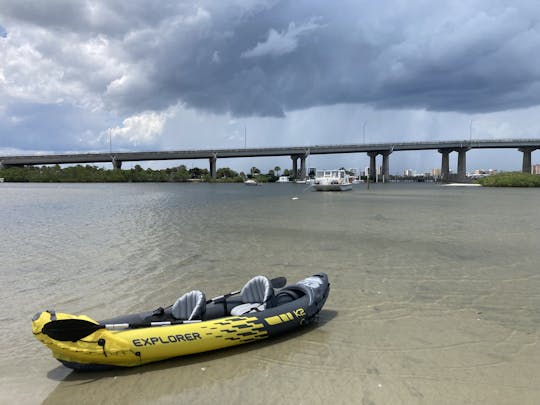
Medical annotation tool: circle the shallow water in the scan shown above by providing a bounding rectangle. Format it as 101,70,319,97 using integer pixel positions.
1,182,539,404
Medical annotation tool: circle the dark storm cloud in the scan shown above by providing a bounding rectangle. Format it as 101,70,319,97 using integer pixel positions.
0,102,115,151
2,0,540,117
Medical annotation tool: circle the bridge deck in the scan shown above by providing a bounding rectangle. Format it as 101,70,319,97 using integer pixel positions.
1,139,539,166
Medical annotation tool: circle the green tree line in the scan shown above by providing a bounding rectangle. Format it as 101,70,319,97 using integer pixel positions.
476,172,540,187
0,164,286,183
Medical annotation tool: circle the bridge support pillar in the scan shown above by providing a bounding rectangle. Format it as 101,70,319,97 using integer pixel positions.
291,155,299,179
457,147,469,182
299,156,307,179
111,156,122,170
381,151,391,183
519,147,536,174
368,152,378,182
209,154,217,179
438,149,451,182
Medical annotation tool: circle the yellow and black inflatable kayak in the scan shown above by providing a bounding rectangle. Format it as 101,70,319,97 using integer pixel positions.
32,273,329,370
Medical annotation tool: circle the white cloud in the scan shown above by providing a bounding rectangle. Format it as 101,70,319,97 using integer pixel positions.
105,110,174,146
0,37,69,103
0,26,125,110
241,18,323,58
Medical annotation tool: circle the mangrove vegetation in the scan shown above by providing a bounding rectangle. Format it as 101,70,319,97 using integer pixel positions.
476,172,540,187
0,164,283,183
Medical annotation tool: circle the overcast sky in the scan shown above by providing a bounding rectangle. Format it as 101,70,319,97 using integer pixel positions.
1,0,540,173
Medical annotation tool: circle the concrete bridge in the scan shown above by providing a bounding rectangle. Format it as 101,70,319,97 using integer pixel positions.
1,138,539,181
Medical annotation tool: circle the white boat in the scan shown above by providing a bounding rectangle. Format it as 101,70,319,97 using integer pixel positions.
312,169,352,191
244,179,259,186
277,176,290,183
443,183,481,187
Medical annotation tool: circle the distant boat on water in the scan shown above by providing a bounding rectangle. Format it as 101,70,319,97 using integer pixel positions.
312,169,352,191
244,179,259,186
443,183,481,187
277,176,290,183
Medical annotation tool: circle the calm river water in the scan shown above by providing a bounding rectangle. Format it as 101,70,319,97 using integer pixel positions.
1,182,539,404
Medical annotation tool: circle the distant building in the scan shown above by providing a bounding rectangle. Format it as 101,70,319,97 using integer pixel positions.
431,168,441,177
363,166,382,178
532,164,540,175
403,169,415,177
364,167,370,177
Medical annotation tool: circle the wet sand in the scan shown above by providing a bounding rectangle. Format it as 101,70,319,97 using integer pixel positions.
1,183,539,404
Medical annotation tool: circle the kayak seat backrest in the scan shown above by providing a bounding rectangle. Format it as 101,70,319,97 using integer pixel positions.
275,286,303,305
230,276,274,316
172,290,206,320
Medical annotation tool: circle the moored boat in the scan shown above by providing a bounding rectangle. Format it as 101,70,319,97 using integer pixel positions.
312,169,352,191
32,273,330,370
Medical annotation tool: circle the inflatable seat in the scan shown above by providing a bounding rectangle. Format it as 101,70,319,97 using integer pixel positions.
172,290,206,320
230,276,274,316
